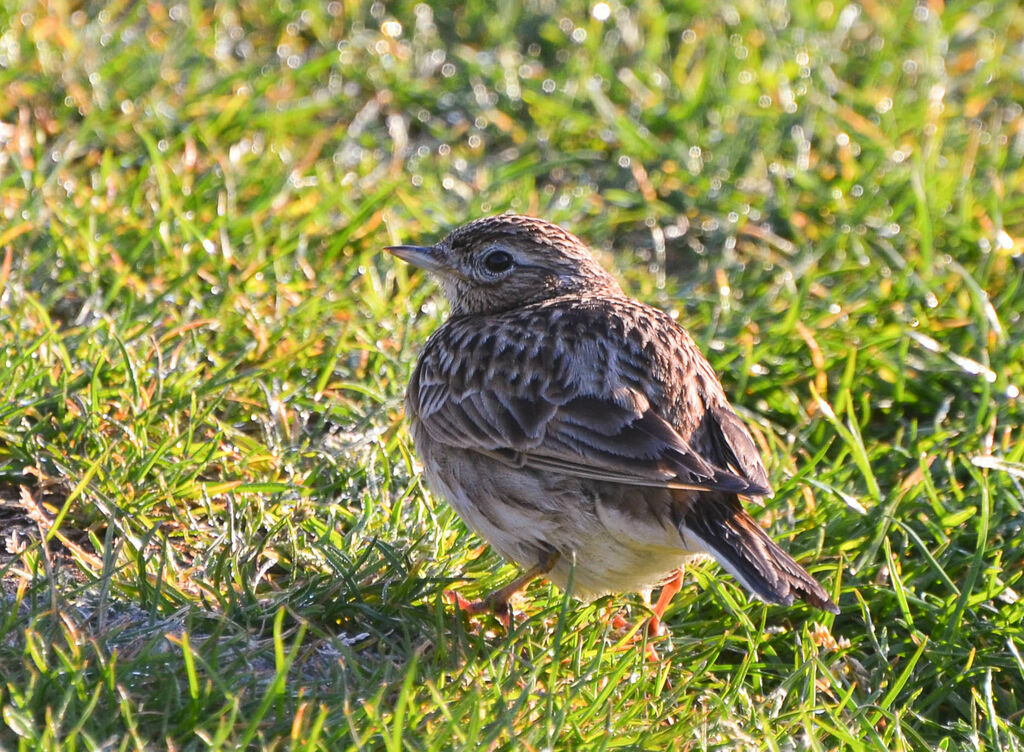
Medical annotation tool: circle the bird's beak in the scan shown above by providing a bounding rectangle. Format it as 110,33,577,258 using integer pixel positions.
384,244,447,274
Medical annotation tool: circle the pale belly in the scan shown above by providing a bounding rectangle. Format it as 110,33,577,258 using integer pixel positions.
413,423,704,601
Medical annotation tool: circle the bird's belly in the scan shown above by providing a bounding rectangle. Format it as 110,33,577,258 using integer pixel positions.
413,429,700,601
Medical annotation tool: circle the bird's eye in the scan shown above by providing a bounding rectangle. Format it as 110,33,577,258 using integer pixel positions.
483,249,514,274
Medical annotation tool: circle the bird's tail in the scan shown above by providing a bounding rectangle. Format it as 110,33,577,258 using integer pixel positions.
682,498,839,614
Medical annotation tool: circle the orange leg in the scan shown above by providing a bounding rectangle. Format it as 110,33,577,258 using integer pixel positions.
602,569,684,662
445,552,559,628
606,611,664,662
647,567,684,637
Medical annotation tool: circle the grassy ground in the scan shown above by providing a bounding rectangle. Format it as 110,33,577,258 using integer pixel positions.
2,0,1023,749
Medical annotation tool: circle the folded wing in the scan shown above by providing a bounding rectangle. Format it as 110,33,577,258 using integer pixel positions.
410,328,772,497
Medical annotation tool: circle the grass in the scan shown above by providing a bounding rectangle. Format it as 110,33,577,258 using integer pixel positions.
1,0,1023,748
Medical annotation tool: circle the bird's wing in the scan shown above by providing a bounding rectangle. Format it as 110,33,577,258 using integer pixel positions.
701,399,773,497
409,315,771,497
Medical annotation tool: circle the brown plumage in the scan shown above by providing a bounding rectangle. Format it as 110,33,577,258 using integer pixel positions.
387,214,838,619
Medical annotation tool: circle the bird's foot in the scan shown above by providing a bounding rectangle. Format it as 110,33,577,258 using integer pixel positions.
602,568,683,661
444,590,514,629
603,607,667,661
444,552,560,629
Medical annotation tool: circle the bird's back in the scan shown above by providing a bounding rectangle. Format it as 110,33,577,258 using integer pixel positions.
410,293,770,495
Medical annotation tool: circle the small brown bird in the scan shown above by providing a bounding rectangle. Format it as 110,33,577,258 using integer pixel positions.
387,215,838,630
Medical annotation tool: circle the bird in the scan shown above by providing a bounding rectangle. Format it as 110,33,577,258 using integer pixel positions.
386,214,839,633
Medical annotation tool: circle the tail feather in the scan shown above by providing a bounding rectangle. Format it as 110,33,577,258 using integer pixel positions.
682,498,839,614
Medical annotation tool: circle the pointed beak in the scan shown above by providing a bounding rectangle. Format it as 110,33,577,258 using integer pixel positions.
384,244,447,274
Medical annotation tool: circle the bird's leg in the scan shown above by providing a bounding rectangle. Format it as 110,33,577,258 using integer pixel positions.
603,569,684,662
607,567,683,639
446,551,560,627
647,567,684,637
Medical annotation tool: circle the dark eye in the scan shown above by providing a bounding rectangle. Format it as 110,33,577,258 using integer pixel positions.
483,250,513,274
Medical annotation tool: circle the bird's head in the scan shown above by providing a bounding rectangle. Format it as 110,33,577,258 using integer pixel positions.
386,215,622,316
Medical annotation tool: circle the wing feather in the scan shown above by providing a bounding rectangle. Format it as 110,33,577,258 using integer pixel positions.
408,303,772,497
